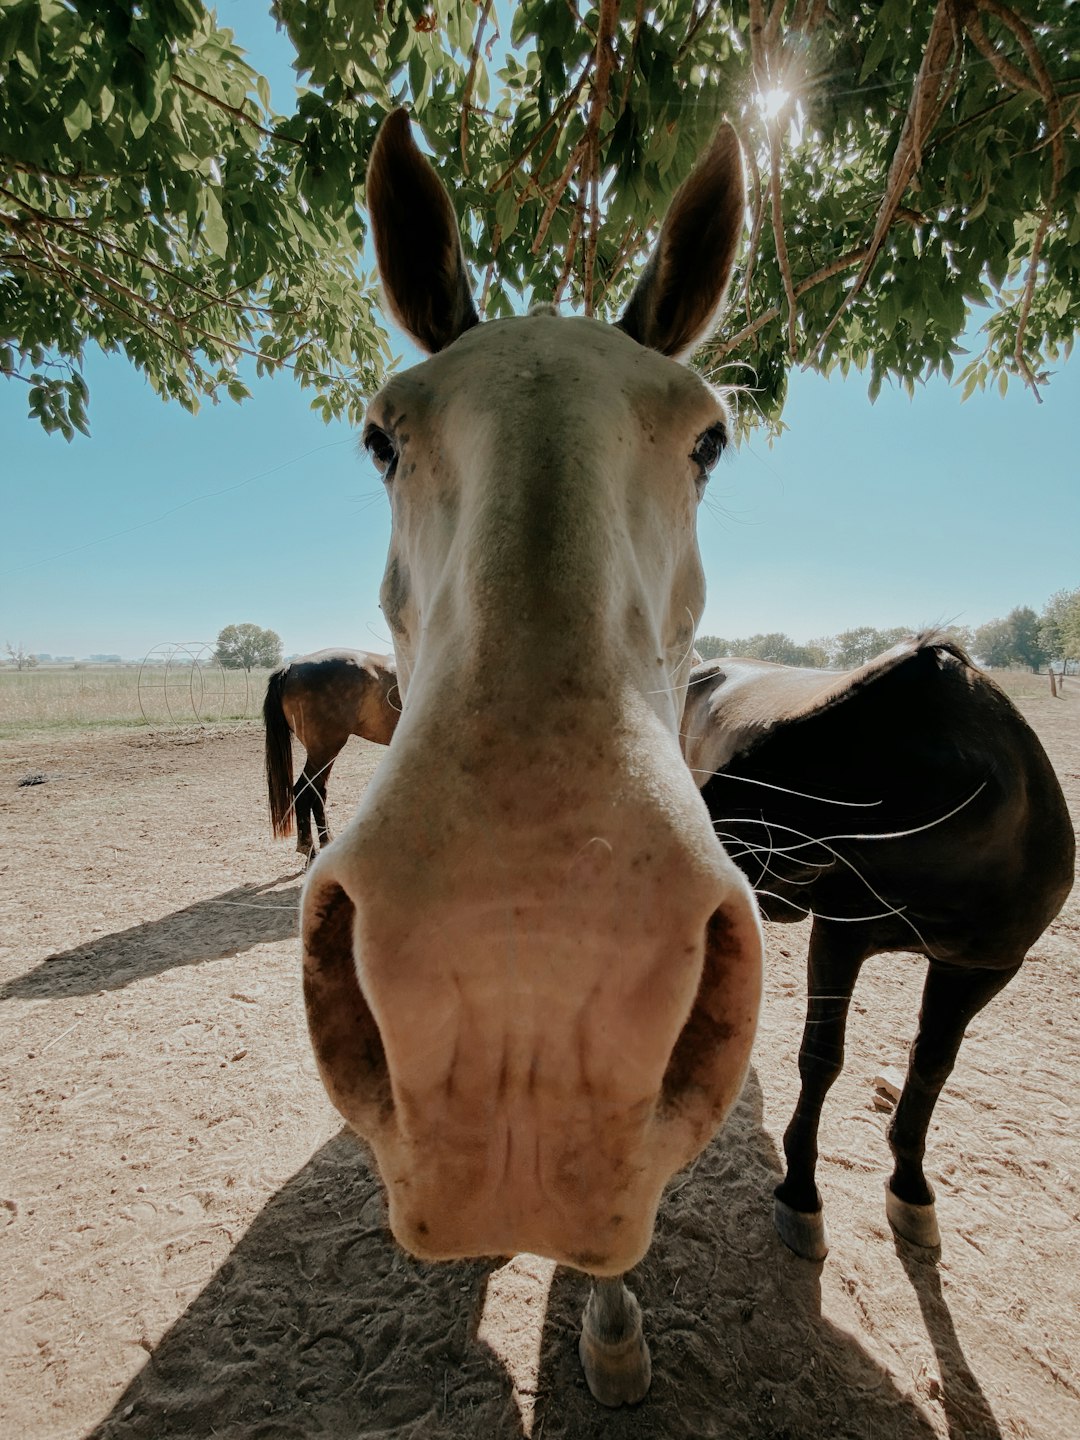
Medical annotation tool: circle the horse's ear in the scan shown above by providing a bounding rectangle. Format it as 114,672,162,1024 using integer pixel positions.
366,109,480,354
617,124,745,359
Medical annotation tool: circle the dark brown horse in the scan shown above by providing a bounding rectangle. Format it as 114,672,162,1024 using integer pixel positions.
263,648,400,860
683,633,1074,1261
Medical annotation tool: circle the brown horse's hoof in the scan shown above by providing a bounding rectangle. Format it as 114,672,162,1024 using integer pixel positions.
773,1196,829,1261
579,1290,651,1406
885,1182,941,1249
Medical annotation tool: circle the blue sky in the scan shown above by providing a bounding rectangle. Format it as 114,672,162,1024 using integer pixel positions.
2,6,1077,661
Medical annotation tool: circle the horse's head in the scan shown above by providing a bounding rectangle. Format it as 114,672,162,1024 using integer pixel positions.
301,110,763,1276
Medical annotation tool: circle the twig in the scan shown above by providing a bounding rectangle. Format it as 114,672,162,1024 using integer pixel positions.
678,0,718,61
171,75,300,146
479,259,495,315
710,245,874,359
768,119,798,353
619,0,646,116
554,182,586,302
749,1,797,351
460,0,495,172
737,122,766,324
581,0,621,315
531,137,587,255
3,159,142,186
0,186,295,317
488,59,592,193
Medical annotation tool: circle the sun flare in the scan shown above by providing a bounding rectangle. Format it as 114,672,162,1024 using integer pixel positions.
755,85,792,121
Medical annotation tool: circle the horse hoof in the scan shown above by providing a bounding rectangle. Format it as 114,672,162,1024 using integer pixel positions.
773,1196,829,1261
885,1182,941,1249
579,1325,652,1407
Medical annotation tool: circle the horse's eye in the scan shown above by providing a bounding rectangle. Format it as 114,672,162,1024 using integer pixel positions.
691,423,727,477
363,424,398,477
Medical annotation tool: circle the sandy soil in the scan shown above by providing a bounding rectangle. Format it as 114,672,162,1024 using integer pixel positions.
1,684,1078,1440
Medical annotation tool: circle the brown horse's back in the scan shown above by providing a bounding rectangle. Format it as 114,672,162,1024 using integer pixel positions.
278,648,398,755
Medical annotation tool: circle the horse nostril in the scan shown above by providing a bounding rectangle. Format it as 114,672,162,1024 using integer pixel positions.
661,910,742,1108
302,879,393,1127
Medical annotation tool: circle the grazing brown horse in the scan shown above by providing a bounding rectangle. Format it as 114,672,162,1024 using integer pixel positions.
263,648,400,860
299,110,763,1406
682,634,1074,1261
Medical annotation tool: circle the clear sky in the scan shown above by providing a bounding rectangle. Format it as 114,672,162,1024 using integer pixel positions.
3,5,1077,662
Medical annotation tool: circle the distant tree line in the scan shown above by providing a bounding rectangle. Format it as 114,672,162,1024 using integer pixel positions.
695,625,926,670
698,588,1080,673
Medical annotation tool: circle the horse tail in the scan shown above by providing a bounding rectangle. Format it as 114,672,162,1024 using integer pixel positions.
263,666,295,838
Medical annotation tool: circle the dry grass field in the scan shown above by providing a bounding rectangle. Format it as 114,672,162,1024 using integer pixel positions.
0,665,271,737
0,670,1077,1439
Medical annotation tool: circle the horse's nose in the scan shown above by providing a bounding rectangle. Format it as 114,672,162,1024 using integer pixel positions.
300,725,762,1272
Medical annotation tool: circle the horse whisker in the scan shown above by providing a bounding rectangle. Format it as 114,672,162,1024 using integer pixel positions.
689,768,884,808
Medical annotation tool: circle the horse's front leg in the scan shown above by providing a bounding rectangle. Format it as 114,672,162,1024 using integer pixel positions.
579,1274,651,1406
774,918,869,1261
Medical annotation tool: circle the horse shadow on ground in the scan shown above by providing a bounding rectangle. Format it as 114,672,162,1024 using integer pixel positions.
1,878,302,1002
894,1240,1003,1439
83,1067,1000,1440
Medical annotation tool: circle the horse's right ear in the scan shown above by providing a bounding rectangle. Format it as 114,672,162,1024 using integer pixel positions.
617,124,745,359
366,109,480,354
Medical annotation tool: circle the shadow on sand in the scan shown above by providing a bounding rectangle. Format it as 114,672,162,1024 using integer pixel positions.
895,1240,1004,1439
86,1131,520,1440
82,1067,1002,1439
1,877,302,1001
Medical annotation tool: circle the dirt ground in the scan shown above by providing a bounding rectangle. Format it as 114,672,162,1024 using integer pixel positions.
2,682,1078,1440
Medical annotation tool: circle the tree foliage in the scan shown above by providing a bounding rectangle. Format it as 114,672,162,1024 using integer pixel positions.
214,622,282,671
974,603,1049,667
695,621,985,668
0,0,385,438
828,624,912,667
3,1,1078,436
696,631,827,665
1038,585,1080,665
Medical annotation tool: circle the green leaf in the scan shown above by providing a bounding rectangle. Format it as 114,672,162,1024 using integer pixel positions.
63,96,93,140
201,189,229,258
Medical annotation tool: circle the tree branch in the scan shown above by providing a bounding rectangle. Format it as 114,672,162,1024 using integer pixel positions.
749,0,798,351
710,244,874,360
582,0,621,314
460,0,495,172
530,137,587,256
171,74,300,147
489,58,592,193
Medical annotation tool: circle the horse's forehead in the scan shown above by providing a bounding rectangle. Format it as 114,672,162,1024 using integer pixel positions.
370,315,718,426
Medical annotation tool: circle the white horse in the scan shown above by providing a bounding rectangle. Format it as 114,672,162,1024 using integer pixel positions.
300,109,763,1407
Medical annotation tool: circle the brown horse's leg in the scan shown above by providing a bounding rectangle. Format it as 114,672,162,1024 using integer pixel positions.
579,1274,651,1406
886,959,1020,1247
774,919,870,1261
293,765,316,859
295,748,341,857
311,756,336,848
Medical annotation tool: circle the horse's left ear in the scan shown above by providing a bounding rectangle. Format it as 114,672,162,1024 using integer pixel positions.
366,109,480,354
617,124,745,359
